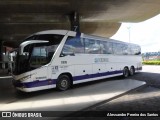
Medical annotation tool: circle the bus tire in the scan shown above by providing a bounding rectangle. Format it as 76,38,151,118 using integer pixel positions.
129,66,135,76
123,67,129,78
56,75,71,91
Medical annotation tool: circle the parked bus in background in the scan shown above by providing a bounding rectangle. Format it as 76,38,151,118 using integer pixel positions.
12,30,142,92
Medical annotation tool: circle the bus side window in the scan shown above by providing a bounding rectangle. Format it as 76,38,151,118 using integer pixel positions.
84,39,101,54
101,41,113,54
136,46,141,55
112,43,117,54
126,44,132,55
131,45,141,55
75,38,85,53
100,41,105,54
61,36,85,56
116,43,123,55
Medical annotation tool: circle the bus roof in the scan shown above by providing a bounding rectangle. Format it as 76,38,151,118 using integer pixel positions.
27,29,140,47
35,30,69,35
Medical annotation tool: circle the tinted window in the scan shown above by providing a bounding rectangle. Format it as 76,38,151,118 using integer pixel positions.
30,46,47,67
61,37,84,56
122,44,129,55
84,39,101,54
113,43,118,54
136,46,141,55
115,43,124,55
61,36,141,56
101,41,113,54
30,43,58,68
32,47,46,57
130,45,141,55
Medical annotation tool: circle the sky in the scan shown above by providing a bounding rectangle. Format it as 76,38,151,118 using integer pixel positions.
111,14,160,53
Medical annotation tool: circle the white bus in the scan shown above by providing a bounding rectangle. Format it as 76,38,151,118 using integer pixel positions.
12,30,142,92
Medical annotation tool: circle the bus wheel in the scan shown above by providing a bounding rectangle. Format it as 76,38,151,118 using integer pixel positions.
129,67,135,76
56,75,71,91
123,67,129,78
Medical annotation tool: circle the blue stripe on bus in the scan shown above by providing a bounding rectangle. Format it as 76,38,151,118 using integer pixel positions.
24,79,57,88
14,79,56,88
73,70,122,81
14,70,123,88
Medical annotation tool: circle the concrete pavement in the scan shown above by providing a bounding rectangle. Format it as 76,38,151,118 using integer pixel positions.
62,65,160,120
0,79,145,113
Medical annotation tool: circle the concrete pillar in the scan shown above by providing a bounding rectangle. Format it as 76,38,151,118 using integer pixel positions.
0,40,3,69
69,11,80,32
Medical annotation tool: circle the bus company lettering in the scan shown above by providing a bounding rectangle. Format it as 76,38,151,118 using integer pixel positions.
95,58,109,63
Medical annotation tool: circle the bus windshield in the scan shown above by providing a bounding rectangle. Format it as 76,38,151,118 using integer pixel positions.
14,34,64,75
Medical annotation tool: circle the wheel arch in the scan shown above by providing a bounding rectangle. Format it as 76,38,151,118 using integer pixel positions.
124,66,129,69
130,65,135,69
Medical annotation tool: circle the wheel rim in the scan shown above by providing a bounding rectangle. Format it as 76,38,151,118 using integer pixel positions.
57,75,71,91
124,68,129,77
61,79,68,88
130,68,134,75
